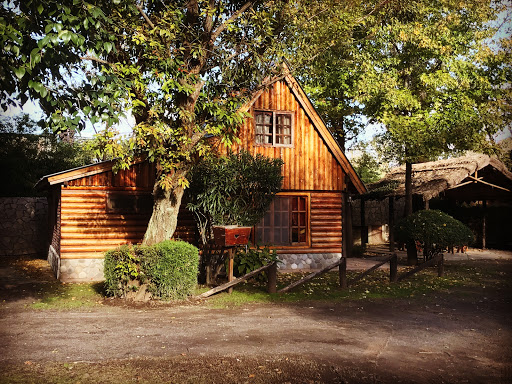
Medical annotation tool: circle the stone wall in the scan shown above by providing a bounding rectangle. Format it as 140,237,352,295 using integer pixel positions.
0,197,48,257
278,253,342,271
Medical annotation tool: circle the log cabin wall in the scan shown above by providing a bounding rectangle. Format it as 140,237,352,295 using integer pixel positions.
218,80,347,268
222,80,346,192
54,162,196,282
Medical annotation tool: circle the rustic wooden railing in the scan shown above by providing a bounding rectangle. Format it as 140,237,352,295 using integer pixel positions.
196,261,277,299
197,251,445,299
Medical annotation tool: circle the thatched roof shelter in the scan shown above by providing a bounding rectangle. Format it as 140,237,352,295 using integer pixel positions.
368,153,512,201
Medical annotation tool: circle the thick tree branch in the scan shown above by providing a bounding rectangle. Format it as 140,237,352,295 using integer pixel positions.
135,2,155,29
211,1,255,41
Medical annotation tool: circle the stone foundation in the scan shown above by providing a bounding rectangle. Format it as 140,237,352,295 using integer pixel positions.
0,197,48,257
59,258,105,282
277,253,342,271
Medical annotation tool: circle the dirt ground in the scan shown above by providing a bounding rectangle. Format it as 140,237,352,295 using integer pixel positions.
0,250,511,383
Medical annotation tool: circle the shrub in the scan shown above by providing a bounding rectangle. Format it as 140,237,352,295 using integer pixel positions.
394,210,474,258
187,150,284,233
145,240,200,300
103,240,199,300
233,244,279,282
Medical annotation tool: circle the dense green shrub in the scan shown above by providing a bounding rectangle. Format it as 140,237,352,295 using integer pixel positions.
103,240,199,300
394,210,474,258
233,244,279,282
187,150,284,232
144,241,200,300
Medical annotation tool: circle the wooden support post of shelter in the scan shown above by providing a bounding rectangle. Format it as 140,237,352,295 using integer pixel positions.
388,197,395,252
342,192,353,258
360,198,367,247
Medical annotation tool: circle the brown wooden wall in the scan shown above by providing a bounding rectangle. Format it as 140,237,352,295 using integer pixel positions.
59,187,150,259
274,191,342,254
66,161,156,188
222,80,345,192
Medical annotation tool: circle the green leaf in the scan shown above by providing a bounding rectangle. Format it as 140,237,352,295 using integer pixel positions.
13,66,25,79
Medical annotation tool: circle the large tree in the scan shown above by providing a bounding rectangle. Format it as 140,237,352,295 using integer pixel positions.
1,0,293,244
354,0,512,262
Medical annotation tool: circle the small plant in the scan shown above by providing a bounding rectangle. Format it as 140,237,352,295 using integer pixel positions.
394,210,474,259
103,240,199,300
233,244,279,282
187,150,283,243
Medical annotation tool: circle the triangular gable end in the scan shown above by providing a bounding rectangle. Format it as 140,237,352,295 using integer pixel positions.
242,65,366,195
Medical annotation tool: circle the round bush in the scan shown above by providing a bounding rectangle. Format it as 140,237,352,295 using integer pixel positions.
394,210,474,256
104,240,199,300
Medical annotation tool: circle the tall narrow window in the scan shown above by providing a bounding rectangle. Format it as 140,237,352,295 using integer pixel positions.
255,110,293,147
255,195,308,246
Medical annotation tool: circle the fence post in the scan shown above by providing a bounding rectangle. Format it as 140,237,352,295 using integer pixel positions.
339,257,347,289
390,253,398,282
437,253,444,277
267,262,277,294
227,248,235,294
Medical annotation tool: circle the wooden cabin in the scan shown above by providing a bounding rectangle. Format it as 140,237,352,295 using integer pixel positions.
37,71,365,282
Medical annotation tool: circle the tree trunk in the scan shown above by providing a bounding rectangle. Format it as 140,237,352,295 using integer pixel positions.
142,186,185,246
404,161,418,265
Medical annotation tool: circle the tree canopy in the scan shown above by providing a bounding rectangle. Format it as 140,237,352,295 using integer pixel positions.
1,0,295,243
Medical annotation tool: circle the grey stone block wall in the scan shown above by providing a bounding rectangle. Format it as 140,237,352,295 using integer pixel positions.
278,253,342,271
0,197,48,257
59,258,105,282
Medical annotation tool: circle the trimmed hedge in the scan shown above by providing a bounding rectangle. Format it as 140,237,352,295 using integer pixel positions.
394,210,474,257
104,240,199,300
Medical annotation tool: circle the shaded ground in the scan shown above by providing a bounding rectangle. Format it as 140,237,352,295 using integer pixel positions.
1,252,511,383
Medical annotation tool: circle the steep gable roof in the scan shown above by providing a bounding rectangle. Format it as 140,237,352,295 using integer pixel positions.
243,64,366,194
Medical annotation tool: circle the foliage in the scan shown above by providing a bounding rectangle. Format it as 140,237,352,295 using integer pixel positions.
0,114,94,196
353,0,512,165
351,149,384,185
233,244,279,283
394,210,474,258
103,240,199,300
1,0,296,243
187,151,283,231
144,240,199,300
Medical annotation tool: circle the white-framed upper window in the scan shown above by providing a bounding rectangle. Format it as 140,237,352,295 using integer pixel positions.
255,110,293,147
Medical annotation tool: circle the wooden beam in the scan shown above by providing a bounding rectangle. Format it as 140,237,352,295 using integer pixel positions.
196,262,276,299
278,258,345,294
467,175,510,192
397,254,442,282
348,254,395,286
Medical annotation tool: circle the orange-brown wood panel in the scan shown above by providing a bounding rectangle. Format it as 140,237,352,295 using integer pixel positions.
218,79,348,192
308,192,342,250
59,186,196,259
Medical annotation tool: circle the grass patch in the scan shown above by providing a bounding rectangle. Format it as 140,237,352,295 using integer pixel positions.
29,282,105,310
200,261,512,308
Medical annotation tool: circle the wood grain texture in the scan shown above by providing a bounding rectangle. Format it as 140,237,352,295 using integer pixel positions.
59,186,196,259
218,79,346,191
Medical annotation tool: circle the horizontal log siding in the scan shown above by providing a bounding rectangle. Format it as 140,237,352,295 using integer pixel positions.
59,187,196,259
223,80,345,192
59,188,149,259
271,191,342,254
66,162,155,188
309,192,342,251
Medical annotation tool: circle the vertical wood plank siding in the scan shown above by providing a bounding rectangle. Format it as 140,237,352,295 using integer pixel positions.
225,80,345,192
59,162,195,259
